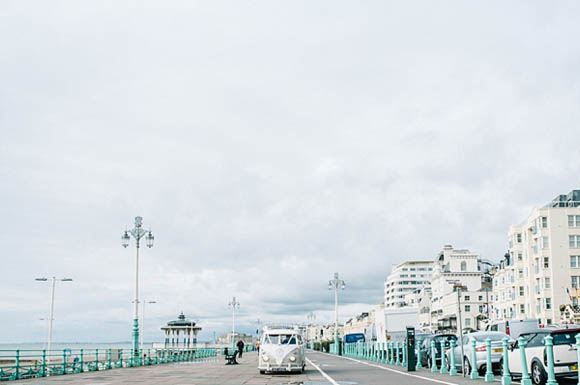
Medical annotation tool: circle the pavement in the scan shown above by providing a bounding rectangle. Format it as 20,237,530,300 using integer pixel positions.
12,350,578,385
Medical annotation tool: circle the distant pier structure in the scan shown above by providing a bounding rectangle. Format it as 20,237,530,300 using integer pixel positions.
161,312,202,348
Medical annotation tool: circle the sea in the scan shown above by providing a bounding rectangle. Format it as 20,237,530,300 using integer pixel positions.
0,342,153,352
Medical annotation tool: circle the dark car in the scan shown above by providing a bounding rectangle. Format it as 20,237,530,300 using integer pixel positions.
420,334,458,368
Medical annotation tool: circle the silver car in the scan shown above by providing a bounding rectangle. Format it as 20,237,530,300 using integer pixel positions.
446,331,512,375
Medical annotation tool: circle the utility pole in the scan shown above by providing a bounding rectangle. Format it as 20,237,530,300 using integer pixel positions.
35,277,73,357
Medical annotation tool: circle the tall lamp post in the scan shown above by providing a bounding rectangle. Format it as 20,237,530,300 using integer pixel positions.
228,297,240,350
35,277,73,356
122,216,154,359
307,312,316,347
140,300,156,351
328,273,345,354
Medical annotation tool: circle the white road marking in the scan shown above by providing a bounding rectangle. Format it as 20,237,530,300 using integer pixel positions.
310,351,460,385
306,357,340,385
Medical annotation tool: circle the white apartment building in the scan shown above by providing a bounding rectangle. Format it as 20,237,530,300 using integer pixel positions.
384,260,434,308
492,190,580,326
430,245,491,333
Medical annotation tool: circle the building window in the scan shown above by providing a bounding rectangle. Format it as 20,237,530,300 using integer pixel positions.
479,305,484,313
518,269,524,278
518,253,523,261
572,276,579,288
570,216,575,227
544,257,549,268
465,296,470,301
542,236,549,249
570,236,580,248
520,304,525,314
465,318,471,327
534,259,540,274
461,261,467,272
545,277,551,289
542,217,548,228
572,256,578,268
519,286,524,296
546,298,552,310
478,295,483,301
465,305,471,312
517,233,522,243
536,300,541,314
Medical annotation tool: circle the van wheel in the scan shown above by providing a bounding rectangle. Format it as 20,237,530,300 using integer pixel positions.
427,356,432,368
260,370,266,375
532,362,546,385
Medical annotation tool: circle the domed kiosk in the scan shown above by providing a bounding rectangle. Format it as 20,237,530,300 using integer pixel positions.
161,312,202,348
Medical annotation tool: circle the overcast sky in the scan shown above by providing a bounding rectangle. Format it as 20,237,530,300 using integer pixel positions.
1,1,580,343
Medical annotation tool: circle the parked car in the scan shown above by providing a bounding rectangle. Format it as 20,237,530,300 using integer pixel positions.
486,319,540,339
507,327,580,385
420,334,457,368
446,331,512,375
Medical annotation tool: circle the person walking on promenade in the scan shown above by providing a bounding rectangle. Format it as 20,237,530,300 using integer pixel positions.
237,339,245,358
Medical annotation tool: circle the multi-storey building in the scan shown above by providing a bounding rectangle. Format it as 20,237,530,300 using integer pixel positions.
384,260,434,308
430,245,491,332
492,189,580,326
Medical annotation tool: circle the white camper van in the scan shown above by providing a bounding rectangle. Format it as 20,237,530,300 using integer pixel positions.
258,326,305,374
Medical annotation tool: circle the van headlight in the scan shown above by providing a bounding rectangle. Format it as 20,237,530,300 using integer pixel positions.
289,356,296,362
262,355,269,361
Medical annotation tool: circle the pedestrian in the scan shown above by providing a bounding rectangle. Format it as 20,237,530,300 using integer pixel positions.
237,339,245,358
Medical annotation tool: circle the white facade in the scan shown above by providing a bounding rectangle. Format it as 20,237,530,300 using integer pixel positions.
430,245,491,332
384,260,433,308
492,190,580,326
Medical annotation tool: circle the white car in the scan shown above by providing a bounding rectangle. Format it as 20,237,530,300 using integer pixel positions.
507,327,580,385
258,326,306,374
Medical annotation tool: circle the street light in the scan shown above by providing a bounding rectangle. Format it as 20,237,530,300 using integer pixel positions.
140,300,156,351
35,277,73,356
328,272,345,353
122,216,154,358
228,297,240,350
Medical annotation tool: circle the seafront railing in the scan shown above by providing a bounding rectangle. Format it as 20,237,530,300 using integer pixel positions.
0,347,217,381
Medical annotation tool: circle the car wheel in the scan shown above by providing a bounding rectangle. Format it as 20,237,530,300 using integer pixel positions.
427,357,432,368
446,359,451,372
259,370,266,375
498,358,503,375
464,358,471,375
532,362,546,385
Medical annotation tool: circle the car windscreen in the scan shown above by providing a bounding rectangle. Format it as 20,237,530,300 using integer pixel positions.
433,335,457,342
473,334,505,342
281,334,296,344
553,331,580,345
264,334,279,344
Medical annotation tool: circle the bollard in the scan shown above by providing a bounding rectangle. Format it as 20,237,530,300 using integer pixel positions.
431,340,437,372
95,348,99,371
484,338,494,382
416,342,423,370
449,339,457,376
544,335,557,385
501,338,511,385
382,342,387,363
118,348,123,368
518,337,531,385
471,339,479,379
107,348,112,369
395,342,401,366
440,340,448,374
402,340,407,367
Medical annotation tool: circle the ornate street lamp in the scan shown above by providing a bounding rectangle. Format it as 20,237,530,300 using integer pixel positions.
228,297,240,350
122,216,154,360
328,272,345,354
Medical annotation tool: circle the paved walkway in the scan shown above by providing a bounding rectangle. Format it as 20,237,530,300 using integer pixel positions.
13,350,578,385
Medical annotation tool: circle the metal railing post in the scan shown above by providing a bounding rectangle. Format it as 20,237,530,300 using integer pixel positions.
416,342,422,370
471,339,479,379
518,338,531,385
94,348,99,371
14,349,20,380
118,348,123,368
544,335,557,385
430,341,437,372
440,340,448,374
502,337,511,385
61,349,66,375
395,342,401,366
80,349,84,372
449,339,457,376
107,348,112,369
41,349,47,377
484,338,494,382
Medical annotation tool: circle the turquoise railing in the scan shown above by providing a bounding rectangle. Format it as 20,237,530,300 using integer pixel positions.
0,347,217,381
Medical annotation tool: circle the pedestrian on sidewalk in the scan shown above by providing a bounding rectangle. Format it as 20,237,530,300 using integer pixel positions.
237,339,245,358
